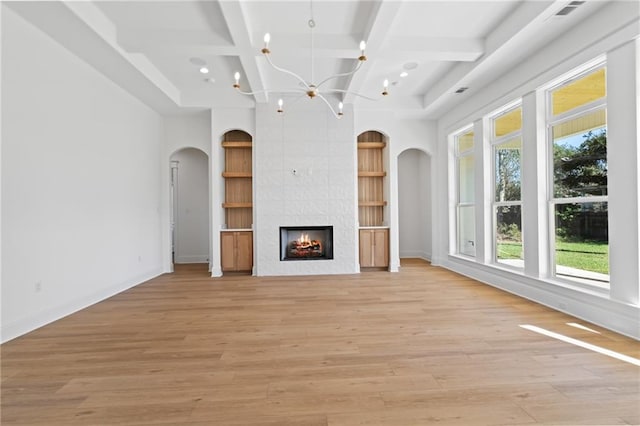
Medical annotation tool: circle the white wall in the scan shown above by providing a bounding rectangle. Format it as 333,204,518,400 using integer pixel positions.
171,148,209,264
1,7,164,342
398,149,432,260
434,1,640,339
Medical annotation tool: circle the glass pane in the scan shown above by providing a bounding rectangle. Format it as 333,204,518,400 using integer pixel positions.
494,107,522,138
553,112,607,198
554,202,609,285
495,138,522,202
552,68,606,116
458,155,475,203
457,130,474,154
496,205,523,267
458,205,476,257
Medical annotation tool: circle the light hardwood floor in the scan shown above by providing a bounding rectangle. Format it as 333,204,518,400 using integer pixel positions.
2,259,639,425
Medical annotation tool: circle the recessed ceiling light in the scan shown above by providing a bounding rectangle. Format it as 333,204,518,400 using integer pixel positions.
403,62,418,71
199,67,209,74
400,71,408,78
189,57,206,67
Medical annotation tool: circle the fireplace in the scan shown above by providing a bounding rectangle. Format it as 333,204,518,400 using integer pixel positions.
280,226,334,261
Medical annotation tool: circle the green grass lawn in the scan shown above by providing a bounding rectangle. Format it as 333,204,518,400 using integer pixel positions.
497,242,523,260
556,239,609,274
497,239,609,275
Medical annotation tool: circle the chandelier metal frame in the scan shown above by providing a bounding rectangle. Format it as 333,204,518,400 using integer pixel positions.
232,5,388,119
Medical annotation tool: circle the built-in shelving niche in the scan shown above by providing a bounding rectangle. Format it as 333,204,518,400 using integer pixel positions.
357,131,387,226
222,130,252,229
221,130,253,274
357,130,389,269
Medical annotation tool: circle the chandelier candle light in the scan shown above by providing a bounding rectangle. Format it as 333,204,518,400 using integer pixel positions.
232,7,389,118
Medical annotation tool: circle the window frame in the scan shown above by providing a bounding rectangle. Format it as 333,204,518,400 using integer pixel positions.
452,125,476,258
489,102,524,269
545,62,609,289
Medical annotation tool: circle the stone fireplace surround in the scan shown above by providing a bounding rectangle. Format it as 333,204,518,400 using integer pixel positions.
253,101,358,276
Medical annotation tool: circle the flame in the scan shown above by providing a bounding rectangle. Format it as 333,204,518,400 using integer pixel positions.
298,233,310,244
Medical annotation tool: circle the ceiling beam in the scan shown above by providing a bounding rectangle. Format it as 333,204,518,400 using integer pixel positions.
383,37,484,62
6,1,182,113
342,0,403,104
218,1,267,103
422,0,568,117
116,28,236,56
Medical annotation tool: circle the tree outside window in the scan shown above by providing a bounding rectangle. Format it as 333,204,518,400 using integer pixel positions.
492,105,523,267
549,66,608,286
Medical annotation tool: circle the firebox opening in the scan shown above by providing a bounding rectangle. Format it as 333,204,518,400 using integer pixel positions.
280,226,334,261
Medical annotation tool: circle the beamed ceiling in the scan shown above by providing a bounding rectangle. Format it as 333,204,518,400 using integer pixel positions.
6,1,611,117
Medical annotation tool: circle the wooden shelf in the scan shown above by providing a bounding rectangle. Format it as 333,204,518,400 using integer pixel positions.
358,171,387,177
358,201,387,207
357,131,386,227
357,142,386,149
222,172,252,178
222,141,252,148
222,131,252,230
222,202,253,209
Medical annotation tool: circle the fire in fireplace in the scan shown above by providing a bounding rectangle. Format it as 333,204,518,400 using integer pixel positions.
280,226,333,261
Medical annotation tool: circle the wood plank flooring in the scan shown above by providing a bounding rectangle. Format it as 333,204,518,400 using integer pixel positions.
2,259,639,425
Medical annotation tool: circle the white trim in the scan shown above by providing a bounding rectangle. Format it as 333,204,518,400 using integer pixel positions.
175,255,209,264
444,255,639,341
1,268,163,344
399,251,431,261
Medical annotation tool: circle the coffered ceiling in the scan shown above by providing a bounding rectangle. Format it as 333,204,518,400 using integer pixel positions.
6,0,610,117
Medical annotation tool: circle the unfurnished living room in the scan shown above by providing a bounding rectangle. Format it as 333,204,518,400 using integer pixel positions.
1,1,639,425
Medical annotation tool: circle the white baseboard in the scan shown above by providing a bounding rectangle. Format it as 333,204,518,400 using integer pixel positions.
400,251,432,261
175,255,208,264
1,267,163,343
443,256,640,341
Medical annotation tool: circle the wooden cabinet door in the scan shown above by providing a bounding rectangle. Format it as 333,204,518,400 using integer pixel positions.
372,229,389,267
235,231,253,272
359,229,389,268
359,230,374,267
220,232,236,272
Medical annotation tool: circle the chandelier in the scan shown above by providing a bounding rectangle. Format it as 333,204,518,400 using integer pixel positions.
232,5,389,118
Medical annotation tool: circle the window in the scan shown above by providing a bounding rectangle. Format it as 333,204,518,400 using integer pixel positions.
491,105,523,268
454,128,475,257
547,65,608,287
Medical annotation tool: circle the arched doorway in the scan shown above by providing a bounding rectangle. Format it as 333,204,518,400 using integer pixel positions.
170,147,210,267
398,148,432,261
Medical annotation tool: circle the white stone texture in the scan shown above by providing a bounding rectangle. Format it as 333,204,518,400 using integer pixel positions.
255,102,357,275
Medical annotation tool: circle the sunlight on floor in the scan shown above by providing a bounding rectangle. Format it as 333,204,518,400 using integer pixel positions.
566,322,601,334
520,324,640,367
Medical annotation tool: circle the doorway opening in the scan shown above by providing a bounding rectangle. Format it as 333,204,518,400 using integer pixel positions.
170,148,210,268
398,148,432,262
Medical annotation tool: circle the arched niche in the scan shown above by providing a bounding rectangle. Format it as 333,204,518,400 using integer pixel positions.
221,130,253,229
219,129,254,274
357,130,390,270
357,130,388,227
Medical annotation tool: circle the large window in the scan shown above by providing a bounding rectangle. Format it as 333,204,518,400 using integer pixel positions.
455,128,475,257
491,105,523,268
547,65,608,287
